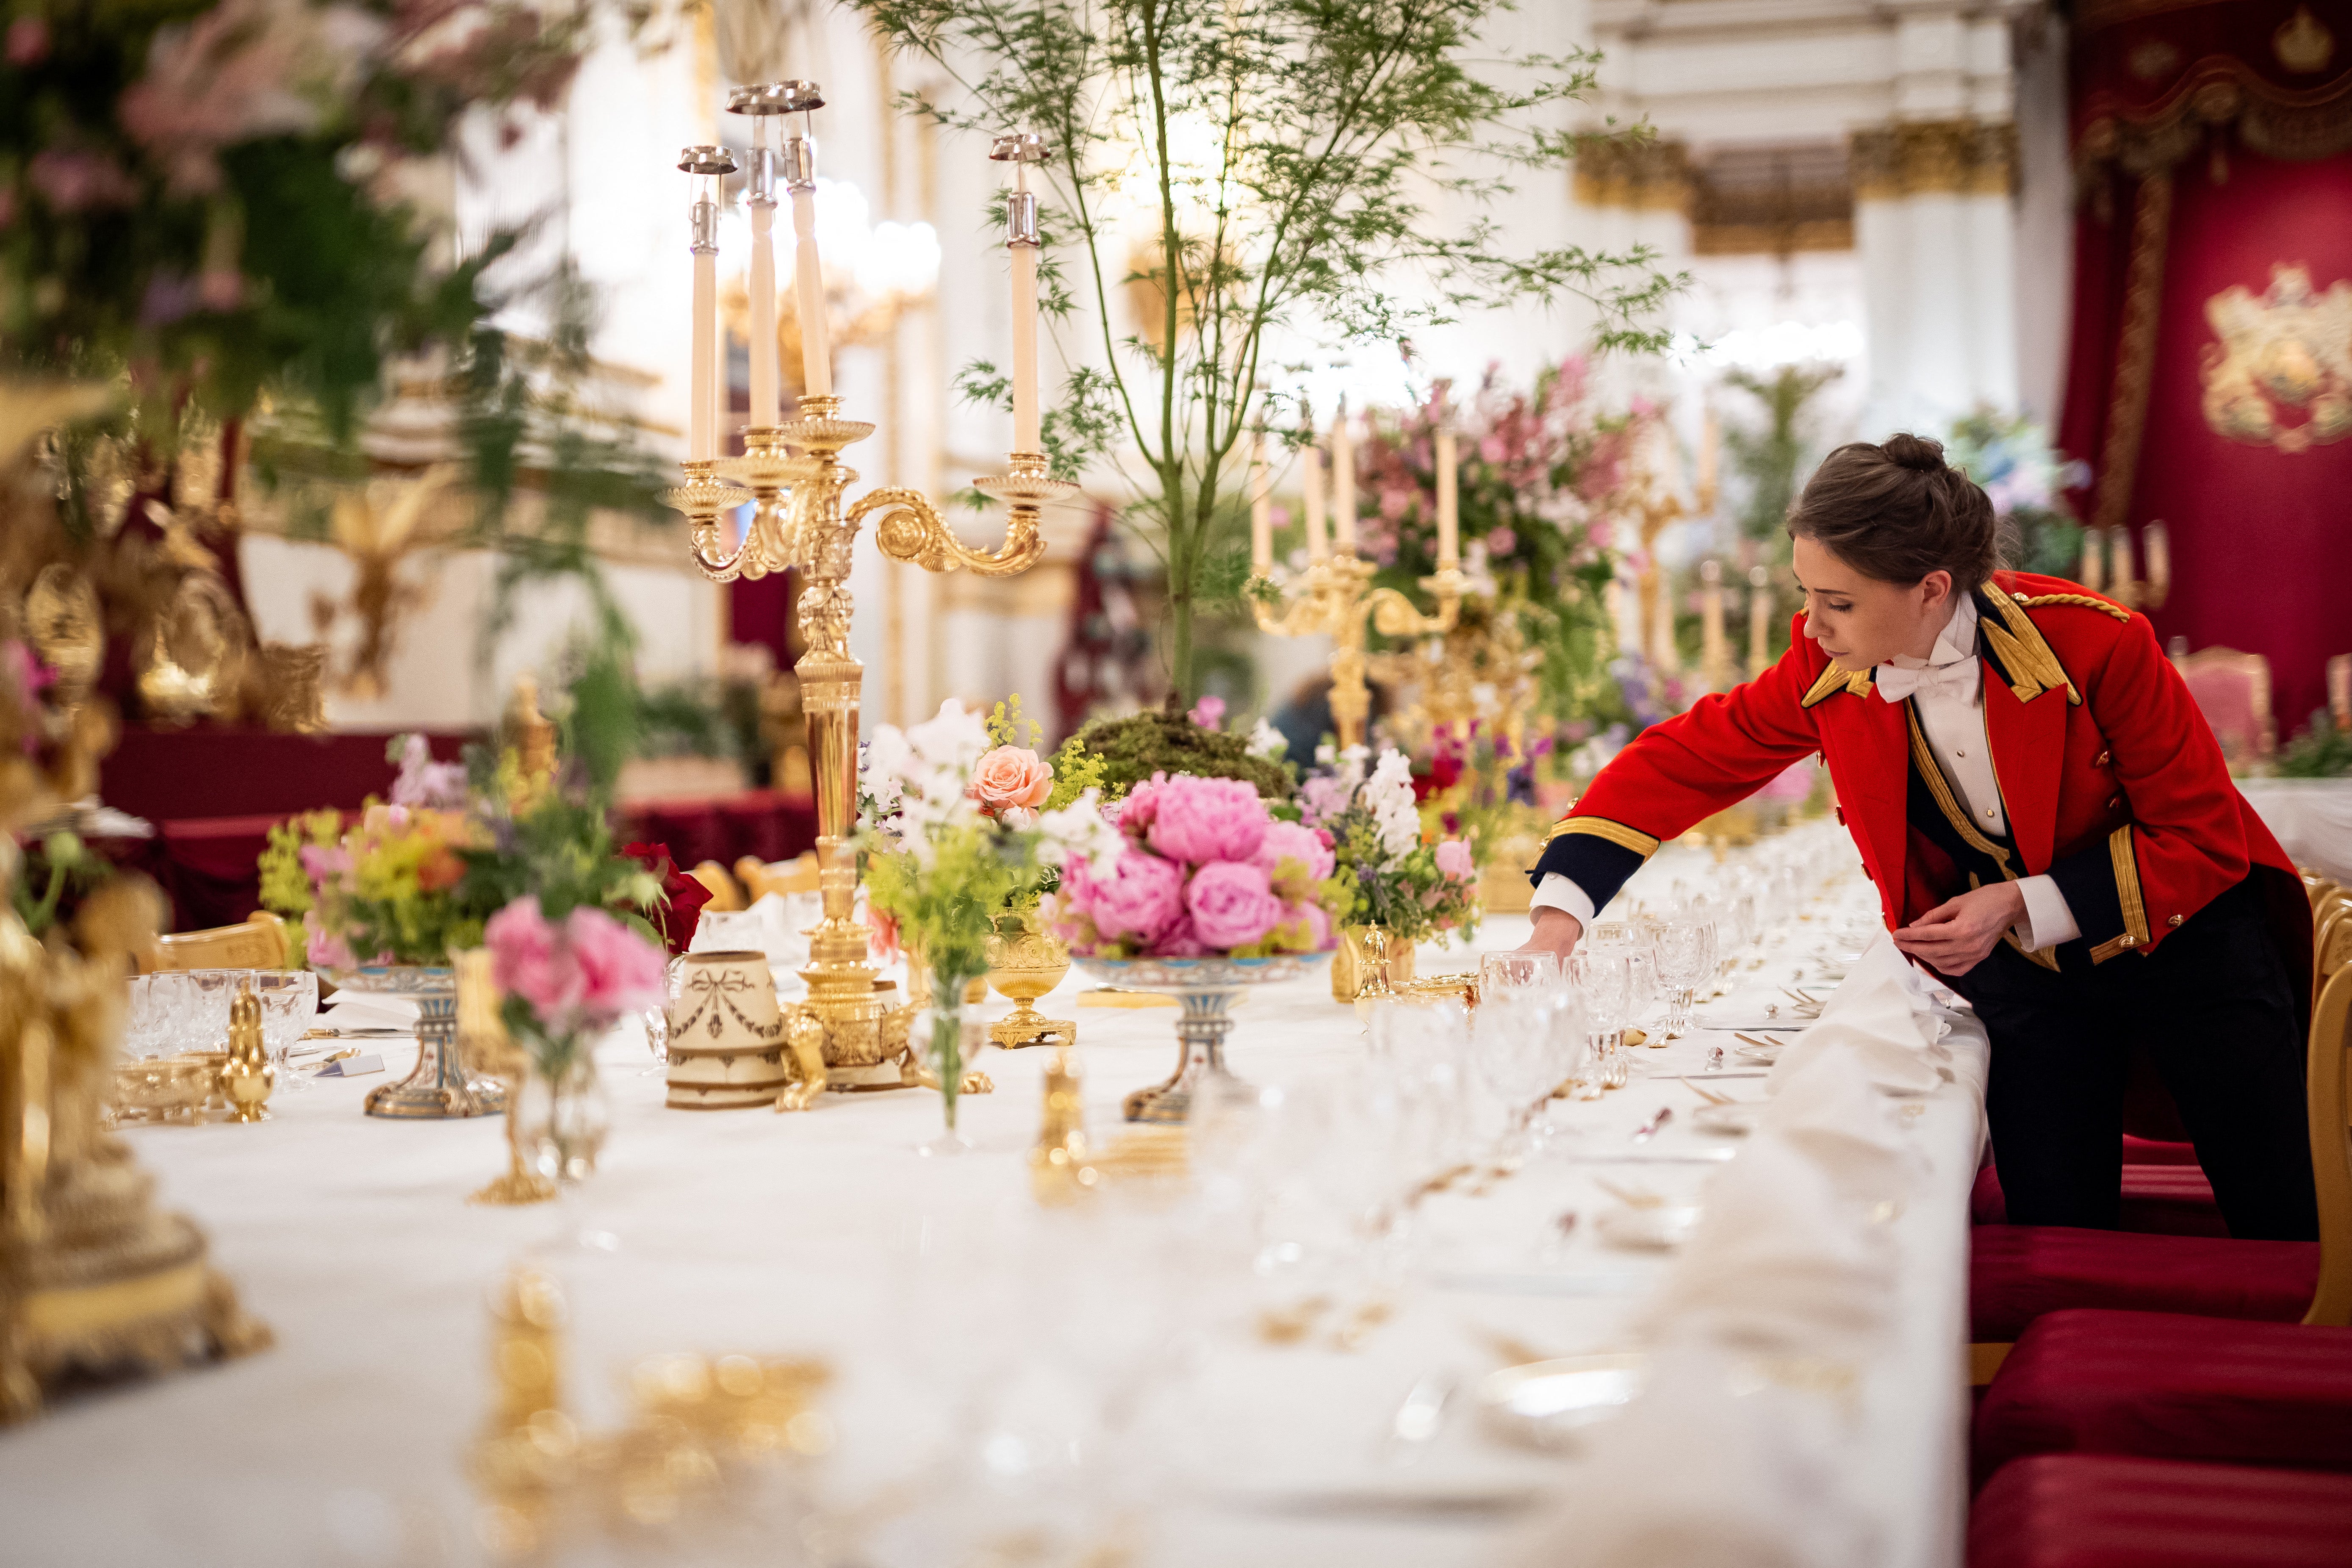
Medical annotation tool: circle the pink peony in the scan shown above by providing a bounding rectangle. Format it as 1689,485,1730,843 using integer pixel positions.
565,907,667,1022
486,897,582,1022
1435,839,1476,881
1064,848,1186,942
1183,860,1285,950
1115,772,1171,834
1283,900,1333,952
970,744,1053,815
1254,819,1336,897
1145,776,1268,865
1155,913,1211,958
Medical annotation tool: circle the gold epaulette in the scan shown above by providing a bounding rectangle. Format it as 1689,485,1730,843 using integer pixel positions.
1800,663,1873,708
2012,591,2133,623
1982,590,2082,706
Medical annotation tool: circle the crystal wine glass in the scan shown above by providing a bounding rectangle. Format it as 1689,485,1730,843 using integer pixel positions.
1652,917,1717,1039
1566,948,1633,1091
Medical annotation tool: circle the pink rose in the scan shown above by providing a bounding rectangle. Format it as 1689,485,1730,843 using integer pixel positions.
1435,839,1476,881
1146,776,1268,866
1065,848,1186,943
486,897,582,1022
970,745,1053,815
565,907,667,1024
1183,861,1285,950
1253,819,1335,898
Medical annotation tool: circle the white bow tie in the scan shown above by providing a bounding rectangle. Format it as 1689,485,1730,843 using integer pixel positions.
1873,657,1980,704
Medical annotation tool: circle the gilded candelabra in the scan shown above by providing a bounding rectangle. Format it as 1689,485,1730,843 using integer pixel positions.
666,104,1072,1094
1249,557,1470,750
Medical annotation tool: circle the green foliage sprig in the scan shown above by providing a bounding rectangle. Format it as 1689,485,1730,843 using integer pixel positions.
2279,712,2352,780
1064,701,1294,802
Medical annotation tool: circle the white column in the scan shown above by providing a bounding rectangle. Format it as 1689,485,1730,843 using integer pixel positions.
1964,190,2019,413
1904,189,1970,429
1855,194,1913,438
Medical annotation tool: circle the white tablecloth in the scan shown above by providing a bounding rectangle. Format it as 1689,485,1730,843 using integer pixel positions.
2241,777,2352,884
0,871,1988,1568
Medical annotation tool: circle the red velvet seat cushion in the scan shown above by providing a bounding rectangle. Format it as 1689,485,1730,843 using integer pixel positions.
1974,1310,2352,1484
2117,1164,2227,1238
2121,1136,2200,1166
1970,1453,2352,1568
1971,1227,2316,1341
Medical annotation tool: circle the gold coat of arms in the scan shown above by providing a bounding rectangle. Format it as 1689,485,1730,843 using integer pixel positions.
2200,263,2352,453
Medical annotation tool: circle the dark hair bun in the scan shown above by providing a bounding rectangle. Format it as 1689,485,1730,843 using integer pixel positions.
1783,433,2004,590
1882,432,1948,473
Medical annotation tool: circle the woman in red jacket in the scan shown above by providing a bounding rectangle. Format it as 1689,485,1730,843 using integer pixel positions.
1522,434,2316,1240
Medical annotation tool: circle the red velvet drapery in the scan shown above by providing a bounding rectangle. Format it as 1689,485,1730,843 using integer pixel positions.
2058,0,2352,732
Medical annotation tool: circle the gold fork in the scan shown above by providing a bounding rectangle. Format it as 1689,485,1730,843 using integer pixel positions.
1593,1176,1666,1210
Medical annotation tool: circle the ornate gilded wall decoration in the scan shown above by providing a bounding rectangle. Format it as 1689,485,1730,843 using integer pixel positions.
2200,263,2352,453
307,465,454,701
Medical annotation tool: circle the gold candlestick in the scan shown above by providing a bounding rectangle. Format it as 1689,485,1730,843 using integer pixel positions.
1249,557,1468,750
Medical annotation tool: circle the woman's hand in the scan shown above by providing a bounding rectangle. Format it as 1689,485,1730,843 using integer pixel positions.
1890,882,2026,976
1518,907,1584,964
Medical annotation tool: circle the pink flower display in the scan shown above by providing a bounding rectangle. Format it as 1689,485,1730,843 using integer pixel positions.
1183,861,1285,949
486,897,580,1021
969,744,1053,815
1434,839,1477,881
1254,819,1335,897
1065,848,1185,942
565,906,667,1019
1187,694,1226,731
487,897,668,1038
1144,776,1267,866
1053,774,1342,959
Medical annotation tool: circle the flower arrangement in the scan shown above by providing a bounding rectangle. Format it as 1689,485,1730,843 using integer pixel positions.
1414,720,1551,870
859,699,1124,1130
259,727,676,971
1350,358,1647,726
1300,747,1480,947
1048,773,1345,960
483,896,668,1082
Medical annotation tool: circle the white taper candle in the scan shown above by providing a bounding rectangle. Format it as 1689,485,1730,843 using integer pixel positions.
1435,424,1459,568
1303,436,1327,561
1331,407,1355,556
690,246,715,460
1249,428,1272,574
749,201,779,426
790,183,830,398
1011,240,1040,452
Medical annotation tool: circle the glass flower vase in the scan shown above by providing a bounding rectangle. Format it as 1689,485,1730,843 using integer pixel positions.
917,973,983,1158
518,1056,611,1193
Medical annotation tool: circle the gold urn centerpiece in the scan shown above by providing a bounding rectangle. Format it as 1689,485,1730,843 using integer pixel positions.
986,911,1074,1050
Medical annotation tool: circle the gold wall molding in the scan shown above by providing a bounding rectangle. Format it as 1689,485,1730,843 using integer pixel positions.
1572,136,1696,213
1850,119,2018,201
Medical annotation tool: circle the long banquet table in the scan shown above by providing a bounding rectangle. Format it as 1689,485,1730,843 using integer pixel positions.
1,854,1989,1568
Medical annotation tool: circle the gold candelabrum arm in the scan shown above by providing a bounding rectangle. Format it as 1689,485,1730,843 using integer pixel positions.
858,453,1073,578
1246,573,1335,638
1366,567,1471,638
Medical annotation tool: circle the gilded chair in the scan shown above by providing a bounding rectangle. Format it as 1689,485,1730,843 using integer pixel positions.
2169,645,2276,765
2305,869,2340,912
689,862,746,912
737,853,819,903
146,911,291,973
2327,653,2348,734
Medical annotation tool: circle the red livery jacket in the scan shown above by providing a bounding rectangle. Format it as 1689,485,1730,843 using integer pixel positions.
1534,571,2310,984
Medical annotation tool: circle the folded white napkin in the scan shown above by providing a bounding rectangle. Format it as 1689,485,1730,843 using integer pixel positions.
1502,1338,1883,1568
1766,935,1949,1096
1636,1135,1899,1355
1759,1046,1928,1208
317,993,420,1031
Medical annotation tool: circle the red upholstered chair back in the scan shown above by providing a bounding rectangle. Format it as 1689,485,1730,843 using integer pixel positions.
2170,645,2276,764
2309,960,2352,1327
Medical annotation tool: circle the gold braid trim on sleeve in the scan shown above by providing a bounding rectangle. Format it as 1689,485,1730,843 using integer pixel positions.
2014,592,2133,623
1540,817,1663,859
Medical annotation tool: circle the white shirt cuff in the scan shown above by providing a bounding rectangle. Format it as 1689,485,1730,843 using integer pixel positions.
2016,874,2080,951
1531,873,1598,928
